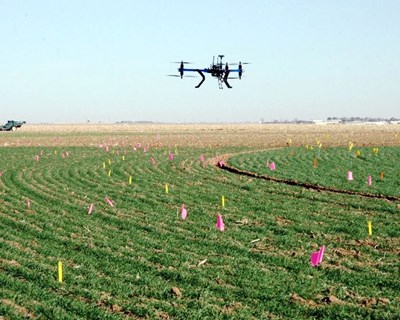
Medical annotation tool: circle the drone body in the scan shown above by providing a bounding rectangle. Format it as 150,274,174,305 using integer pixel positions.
170,55,248,89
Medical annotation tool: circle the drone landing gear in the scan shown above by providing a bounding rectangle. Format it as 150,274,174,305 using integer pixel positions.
195,70,205,88
221,71,232,89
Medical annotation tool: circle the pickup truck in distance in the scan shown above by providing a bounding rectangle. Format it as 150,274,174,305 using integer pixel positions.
1,120,26,131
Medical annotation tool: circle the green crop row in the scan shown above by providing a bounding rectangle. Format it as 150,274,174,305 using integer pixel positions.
229,146,400,197
0,146,399,319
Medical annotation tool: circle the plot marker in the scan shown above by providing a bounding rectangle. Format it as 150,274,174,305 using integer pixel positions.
181,204,187,220
105,197,114,207
58,261,63,283
347,171,353,181
310,245,325,267
269,162,276,171
216,214,225,231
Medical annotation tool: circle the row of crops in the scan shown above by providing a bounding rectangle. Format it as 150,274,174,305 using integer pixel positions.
1,144,399,318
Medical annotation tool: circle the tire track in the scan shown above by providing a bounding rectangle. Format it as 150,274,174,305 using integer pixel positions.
217,158,400,202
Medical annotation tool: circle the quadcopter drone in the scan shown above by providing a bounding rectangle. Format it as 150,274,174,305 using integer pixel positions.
169,55,249,89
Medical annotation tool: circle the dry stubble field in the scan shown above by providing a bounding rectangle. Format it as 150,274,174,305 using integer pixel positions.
1,123,400,148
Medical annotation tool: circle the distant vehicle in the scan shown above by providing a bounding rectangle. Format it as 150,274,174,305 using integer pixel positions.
1,120,26,131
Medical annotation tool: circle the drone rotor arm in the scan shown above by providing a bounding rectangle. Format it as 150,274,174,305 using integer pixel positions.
227,69,244,79
181,68,208,72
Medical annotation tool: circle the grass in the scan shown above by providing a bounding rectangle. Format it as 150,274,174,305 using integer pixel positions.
229,146,400,197
0,140,399,319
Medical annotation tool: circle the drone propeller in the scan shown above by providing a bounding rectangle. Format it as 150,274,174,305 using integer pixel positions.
171,61,194,64
228,61,251,66
167,74,197,78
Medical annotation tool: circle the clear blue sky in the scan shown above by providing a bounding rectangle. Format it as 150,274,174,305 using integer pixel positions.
1,1,399,123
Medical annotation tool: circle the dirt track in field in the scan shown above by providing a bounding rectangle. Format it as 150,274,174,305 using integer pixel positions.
1,123,400,148
218,161,400,202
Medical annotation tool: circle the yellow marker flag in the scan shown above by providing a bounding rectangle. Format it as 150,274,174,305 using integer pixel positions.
222,195,225,208
108,170,111,177
129,176,132,185
103,162,106,169
165,184,169,193
58,261,63,283
108,159,111,165
122,155,125,161
368,221,372,236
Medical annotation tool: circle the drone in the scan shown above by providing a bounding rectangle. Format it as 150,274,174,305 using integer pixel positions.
169,55,249,89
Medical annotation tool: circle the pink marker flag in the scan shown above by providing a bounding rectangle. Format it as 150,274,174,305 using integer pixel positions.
269,162,276,171
150,156,156,165
0,171,3,177
347,171,353,181
199,154,205,162
181,204,187,220
310,245,325,267
105,197,114,207
35,155,40,162
169,153,174,161
367,175,372,186
88,203,94,215
216,214,225,231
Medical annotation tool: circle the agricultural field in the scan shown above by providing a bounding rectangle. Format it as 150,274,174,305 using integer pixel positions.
0,124,399,319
